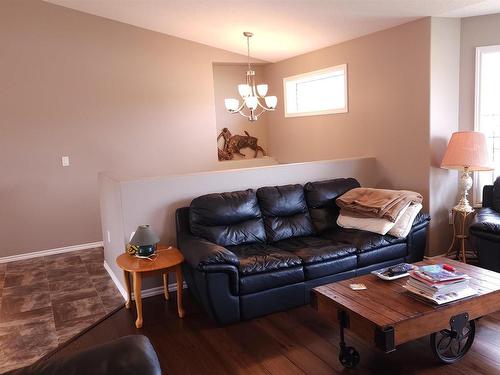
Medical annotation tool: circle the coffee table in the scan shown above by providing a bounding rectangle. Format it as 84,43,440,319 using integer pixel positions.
311,257,500,368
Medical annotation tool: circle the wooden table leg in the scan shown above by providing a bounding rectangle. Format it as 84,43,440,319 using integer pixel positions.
175,266,185,318
133,272,143,328
123,270,132,309
445,210,457,258
163,273,170,300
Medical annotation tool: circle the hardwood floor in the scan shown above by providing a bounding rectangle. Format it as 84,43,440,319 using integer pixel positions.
48,290,500,374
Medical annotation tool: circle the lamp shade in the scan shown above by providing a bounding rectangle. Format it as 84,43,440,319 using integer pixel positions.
441,131,493,171
224,98,239,112
129,225,160,246
256,84,268,97
244,96,258,110
264,96,278,109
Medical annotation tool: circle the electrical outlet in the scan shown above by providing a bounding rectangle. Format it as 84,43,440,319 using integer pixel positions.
61,156,70,167
106,230,111,244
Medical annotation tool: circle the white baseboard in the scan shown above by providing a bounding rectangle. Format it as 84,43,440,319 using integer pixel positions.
0,241,104,264
103,260,128,300
103,260,187,302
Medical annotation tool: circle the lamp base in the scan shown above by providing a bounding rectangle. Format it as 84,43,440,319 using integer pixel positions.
454,168,474,213
136,244,156,258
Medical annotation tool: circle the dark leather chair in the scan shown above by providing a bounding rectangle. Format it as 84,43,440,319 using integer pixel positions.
470,177,500,272
5,335,161,375
176,178,430,325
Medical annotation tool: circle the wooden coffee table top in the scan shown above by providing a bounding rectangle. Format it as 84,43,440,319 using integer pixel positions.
312,257,500,347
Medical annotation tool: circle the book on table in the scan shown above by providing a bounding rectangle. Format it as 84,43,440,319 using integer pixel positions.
403,264,477,305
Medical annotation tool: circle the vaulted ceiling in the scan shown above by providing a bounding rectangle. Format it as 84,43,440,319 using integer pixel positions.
45,0,500,62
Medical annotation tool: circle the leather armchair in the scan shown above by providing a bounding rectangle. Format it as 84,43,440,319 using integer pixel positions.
5,335,161,375
470,177,500,272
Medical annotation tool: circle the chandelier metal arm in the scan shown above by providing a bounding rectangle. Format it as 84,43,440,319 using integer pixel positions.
257,99,275,111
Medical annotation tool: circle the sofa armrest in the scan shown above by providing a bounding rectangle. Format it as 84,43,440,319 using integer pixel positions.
412,212,431,229
176,206,240,270
470,207,500,235
406,213,430,263
178,233,240,270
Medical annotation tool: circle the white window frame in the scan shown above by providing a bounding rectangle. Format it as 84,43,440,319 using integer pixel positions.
473,45,500,205
283,64,348,118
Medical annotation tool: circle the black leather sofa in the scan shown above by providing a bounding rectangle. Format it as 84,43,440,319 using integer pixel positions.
176,178,430,325
5,335,161,375
470,177,500,272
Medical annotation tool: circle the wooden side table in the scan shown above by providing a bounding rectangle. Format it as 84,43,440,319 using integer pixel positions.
116,244,185,328
445,208,476,263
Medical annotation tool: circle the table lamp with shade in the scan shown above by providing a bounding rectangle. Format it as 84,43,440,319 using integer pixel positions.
129,224,160,258
441,131,493,213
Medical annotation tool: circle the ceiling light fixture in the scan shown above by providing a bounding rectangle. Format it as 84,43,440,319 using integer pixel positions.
224,32,277,122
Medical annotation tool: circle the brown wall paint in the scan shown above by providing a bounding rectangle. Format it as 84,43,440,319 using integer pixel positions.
263,19,432,209
0,0,265,257
429,18,461,254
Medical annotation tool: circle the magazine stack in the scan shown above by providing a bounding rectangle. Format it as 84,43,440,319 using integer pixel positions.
404,264,477,305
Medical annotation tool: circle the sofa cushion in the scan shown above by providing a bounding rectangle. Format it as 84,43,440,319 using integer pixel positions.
257,184,315,242
189,189,266,246
320,227,404,252
272,236,356,263
304,178,361,233
470,207,500,234
357,243,408,267
225,243,302,275
273,236,357,279
239,267,304,295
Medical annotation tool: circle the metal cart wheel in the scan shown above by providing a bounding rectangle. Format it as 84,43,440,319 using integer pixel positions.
430,319,475,364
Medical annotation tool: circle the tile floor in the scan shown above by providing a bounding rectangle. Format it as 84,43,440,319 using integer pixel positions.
0,247,123,373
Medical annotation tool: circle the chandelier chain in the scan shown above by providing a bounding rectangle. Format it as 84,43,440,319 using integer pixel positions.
247,35,251,71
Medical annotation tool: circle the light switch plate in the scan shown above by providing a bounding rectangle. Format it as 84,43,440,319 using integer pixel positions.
61,156,70,167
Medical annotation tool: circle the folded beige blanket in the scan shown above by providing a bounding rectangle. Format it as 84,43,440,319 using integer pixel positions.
336,188,422,222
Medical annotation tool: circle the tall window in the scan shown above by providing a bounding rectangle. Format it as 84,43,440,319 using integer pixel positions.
284,64,348,117
475,45,500,203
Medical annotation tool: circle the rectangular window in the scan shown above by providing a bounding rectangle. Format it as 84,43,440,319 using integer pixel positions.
474,45,500,204
284,64,348,117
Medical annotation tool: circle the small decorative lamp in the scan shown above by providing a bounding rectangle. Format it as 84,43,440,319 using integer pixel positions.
441,131,493,212
129,225,160,258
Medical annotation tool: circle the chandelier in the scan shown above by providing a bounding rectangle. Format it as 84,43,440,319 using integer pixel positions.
224,32,277,122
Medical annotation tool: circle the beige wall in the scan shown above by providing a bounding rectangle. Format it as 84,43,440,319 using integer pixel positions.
263,19,431,207
429,18,461,254
0,0,267,257
3,1,481,259
213,64,270,159
459,13,500,132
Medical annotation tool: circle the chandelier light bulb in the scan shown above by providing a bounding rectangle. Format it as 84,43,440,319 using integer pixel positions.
244,96,258,110
224,98,240,112
256,84,268,97
264,96,278,109
238,84,251,98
